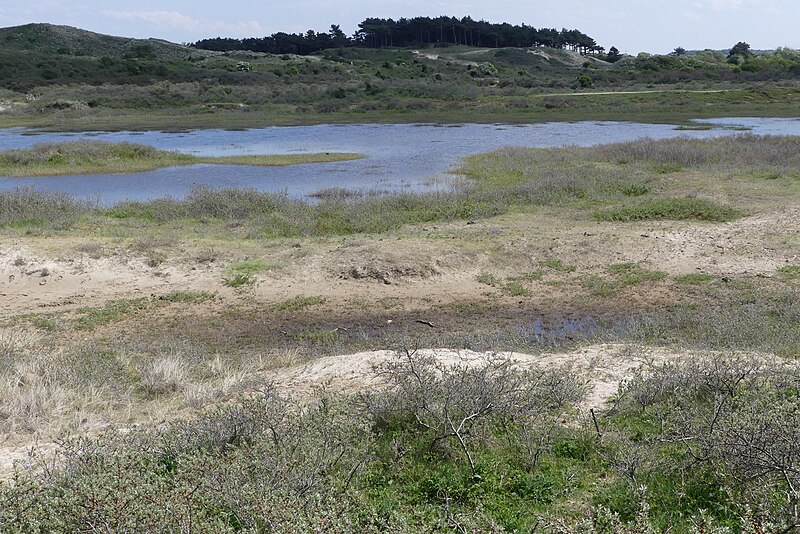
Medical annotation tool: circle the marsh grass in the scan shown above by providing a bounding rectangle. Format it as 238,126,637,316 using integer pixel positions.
0,135,796,238
583,263,667,297
459,135,796,222
209,153,363,166
0,187,95,230
622,284,800,357
0,141,363,177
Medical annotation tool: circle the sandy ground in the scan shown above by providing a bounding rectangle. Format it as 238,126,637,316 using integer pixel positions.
1,207,797,317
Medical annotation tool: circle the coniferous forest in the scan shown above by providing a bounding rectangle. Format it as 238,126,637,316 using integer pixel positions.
192,16,603,56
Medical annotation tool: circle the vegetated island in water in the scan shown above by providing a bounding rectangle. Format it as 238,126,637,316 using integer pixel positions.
0,140,364,177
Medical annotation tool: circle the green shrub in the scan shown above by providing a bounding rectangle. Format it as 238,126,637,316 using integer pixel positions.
595,197,743,222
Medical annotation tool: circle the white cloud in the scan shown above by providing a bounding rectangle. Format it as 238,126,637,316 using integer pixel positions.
103,10,264,36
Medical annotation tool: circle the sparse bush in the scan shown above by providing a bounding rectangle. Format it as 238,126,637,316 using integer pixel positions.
362,349,586,474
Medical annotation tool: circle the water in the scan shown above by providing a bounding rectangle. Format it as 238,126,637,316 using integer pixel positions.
1,117,799,204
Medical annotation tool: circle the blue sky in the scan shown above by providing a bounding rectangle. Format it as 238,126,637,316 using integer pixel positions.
0,0,794,54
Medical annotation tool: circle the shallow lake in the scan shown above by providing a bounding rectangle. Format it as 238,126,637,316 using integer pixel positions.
1,117,799,204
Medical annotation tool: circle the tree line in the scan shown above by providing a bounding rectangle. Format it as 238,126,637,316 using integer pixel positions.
191,16,603,56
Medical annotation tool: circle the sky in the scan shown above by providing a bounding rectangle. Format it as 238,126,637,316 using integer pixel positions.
0,0,795,54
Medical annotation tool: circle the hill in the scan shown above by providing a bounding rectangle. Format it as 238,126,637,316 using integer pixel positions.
0,23,223,92
0,23,799,129
0,23,210,61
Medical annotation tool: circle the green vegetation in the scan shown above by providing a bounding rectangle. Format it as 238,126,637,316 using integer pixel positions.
778,265,800,280
477,273,532,296
594,197,743,222
2,351,800,532
0,141,363,177
222,259,275,288
3,23,800,530
194,17,601,55
626,284,800,358
539,258,577,273
476,272,501,286
159,291,217,303
504,280,529,296
584,264,667,296
274,295,326,311
75,297,150,330
2,24,800,130
609,263,667,285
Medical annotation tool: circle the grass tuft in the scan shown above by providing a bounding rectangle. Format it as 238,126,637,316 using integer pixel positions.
476,273,501,286
504,280,529,296
539,259,577,273
160,291,217,303
274,295,326,312
222,259,275,288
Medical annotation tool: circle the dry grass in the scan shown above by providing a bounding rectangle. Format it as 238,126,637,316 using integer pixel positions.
140,356,188,395
0,334,257,441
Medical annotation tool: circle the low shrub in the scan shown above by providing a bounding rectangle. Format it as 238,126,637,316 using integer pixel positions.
594,197,743,222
